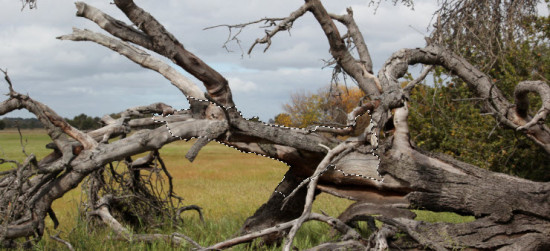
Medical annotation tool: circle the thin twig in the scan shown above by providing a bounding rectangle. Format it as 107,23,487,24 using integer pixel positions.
171,233,204,249
203,213,359,250
16,125,28,157
206,15,291,55
283,141,358,251
176,205,204,223
403,65,434,93
49,233,75,251
0,68,15,94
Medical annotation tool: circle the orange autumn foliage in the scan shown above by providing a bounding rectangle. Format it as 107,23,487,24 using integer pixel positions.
274,84,369,134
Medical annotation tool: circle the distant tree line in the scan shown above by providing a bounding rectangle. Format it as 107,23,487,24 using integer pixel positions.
0,117,43,129
65,114,102,130
0,113,102,130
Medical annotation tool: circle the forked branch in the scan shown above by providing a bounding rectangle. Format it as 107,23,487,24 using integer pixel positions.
113,0,235,108
514,80,550,130
57,28,205,100
88,195,203,249
379,45,550,154
204,213,361,250
307,0,381,97
1,71,96,150
329,8,373,73
283,141,361,251
245,2,312,54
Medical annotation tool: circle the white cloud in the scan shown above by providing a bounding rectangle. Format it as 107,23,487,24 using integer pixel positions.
0,0,440,121
224,67,332,120
227,77,257,93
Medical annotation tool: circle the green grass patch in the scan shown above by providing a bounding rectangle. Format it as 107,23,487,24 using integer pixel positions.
414,210,475,224
0,129,51,171
1,129,474,250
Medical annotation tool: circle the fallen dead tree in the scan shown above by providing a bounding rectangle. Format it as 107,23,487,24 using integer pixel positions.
1,0,549,250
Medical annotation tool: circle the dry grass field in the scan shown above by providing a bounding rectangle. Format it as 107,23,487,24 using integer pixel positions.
0,129,472,250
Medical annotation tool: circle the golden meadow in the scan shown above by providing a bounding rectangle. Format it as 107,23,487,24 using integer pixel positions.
0,129,471,250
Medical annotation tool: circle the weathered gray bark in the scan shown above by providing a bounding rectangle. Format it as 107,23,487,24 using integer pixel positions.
239,168,311,246
375,106,550,249
1,0,549,250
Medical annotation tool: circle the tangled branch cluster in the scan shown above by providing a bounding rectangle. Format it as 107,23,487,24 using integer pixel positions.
431,0,541,71
81,150,199,229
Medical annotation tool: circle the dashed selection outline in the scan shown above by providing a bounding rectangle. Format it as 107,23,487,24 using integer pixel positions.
152,96,383,198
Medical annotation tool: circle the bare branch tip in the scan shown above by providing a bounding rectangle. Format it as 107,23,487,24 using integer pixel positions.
318,144,331,151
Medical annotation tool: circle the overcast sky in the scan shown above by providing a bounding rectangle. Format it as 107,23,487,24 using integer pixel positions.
0,0,441,121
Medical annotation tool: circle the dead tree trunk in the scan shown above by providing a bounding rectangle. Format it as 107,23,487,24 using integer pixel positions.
239,168,313,245
1,0,549,250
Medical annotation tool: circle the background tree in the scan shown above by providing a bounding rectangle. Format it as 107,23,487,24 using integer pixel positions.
275,84,370,135
273,113,292,127
0,118,43,129
65,113,101,131
409,1,550,180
